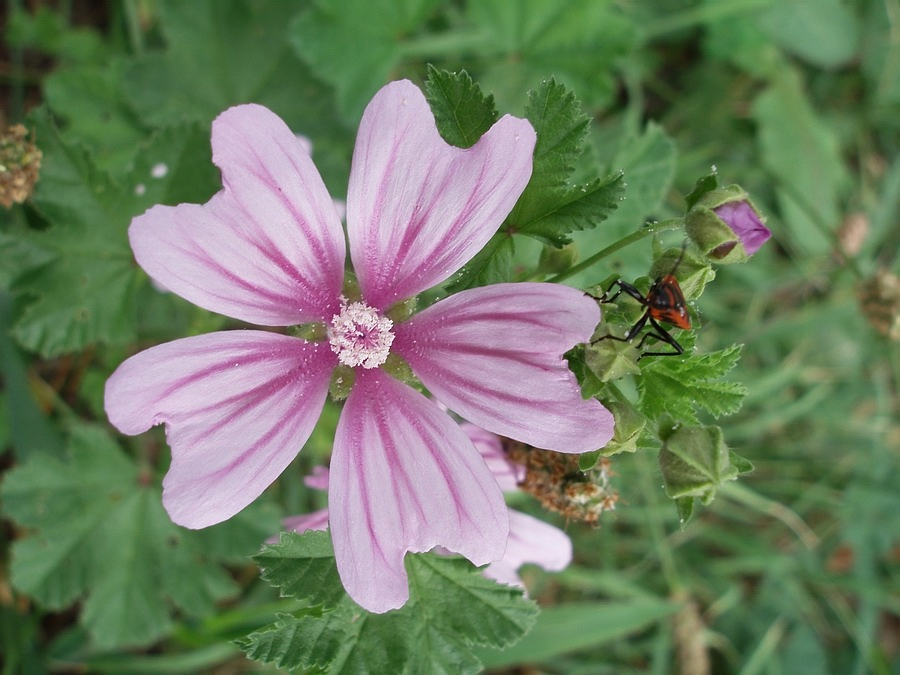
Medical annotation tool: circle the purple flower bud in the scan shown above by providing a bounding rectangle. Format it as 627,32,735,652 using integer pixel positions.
686,185,771,264
713,200,771,256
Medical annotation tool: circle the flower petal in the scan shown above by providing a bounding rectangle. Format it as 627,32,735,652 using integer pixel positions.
329,369,509,613
281,509,330,536
484,510,572,588
461,422,524,492
105,331,334,528
346,80,536,310
394,282,614,453
130,104,346,325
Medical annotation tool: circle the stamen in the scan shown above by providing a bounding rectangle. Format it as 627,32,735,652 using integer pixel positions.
327,299,395,369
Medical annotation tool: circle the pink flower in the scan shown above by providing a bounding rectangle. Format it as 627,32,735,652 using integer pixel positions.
105,80,613,613
279,424,572,588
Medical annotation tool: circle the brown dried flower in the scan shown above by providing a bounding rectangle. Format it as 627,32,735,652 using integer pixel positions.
0,124,42,208
504,441,618,525
857,269,900,341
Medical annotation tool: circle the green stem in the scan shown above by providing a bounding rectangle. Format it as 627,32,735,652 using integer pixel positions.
124,0,145,55
548,219,682,284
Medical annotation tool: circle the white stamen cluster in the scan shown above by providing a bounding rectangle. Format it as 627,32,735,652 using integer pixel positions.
327,299,395,369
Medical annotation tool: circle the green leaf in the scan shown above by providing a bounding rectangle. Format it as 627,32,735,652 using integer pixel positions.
43,62,150,174
241,533,538,672
123,0,329,130
444,231,515,293
0,425,243,648
511,79,625,247
290,0,442,123
9,110,216,357
752,66,849,257
476,599,680,667
425,66,499,148
639,343,748,423
0,293,65,460
0,233,55,290
254,531,345,609
755,0,859,68
466,0,638,113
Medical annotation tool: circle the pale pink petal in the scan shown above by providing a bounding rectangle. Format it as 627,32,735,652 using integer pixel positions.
282,509,330,535
346,80,536,310
304,465,330,491
484,510,573,588
130,104,346,325
460,422,523,492
394,282,614,454
104,331,335,528
329,369,509,613
266,510,330,543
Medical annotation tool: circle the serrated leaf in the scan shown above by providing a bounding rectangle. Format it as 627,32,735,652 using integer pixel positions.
0,425,242,648
241,544,538,673
517,173,626,247
425,66,499,148
290,0,442,123
639,344,747,423
254,531,345,609
509,79,624,246
10,110,216,357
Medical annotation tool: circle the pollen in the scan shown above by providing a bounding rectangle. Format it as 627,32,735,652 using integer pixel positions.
327,298,395,369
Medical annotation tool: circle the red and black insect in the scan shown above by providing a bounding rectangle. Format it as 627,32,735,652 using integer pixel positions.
592,246,691,358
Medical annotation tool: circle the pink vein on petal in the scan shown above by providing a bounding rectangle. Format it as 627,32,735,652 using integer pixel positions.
328,369,508,613
347,80,536,310
105,331,335,528
130,104,345,325
393,282,614,454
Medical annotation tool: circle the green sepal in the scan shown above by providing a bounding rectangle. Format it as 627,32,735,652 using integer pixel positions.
289,322,327,342
684,170,720,211
658,423,752,508
585,336,641,383
329,365,355,401
685,185,768,264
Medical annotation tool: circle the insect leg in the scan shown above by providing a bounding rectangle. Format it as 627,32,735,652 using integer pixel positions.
636,316,684,358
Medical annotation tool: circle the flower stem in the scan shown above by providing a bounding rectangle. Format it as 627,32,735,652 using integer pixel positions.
548,219,682,284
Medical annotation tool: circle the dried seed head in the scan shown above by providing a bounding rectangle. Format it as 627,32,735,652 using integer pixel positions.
0,124,42,208
857,269,900,341
504,442,618,525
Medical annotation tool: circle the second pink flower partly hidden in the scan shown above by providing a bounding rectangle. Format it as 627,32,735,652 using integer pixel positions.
105,80,614,613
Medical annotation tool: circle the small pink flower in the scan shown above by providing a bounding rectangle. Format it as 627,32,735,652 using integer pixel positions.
105,80,612,613
280,423,572,588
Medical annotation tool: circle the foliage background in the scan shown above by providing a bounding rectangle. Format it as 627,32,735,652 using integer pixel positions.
1,0,898,673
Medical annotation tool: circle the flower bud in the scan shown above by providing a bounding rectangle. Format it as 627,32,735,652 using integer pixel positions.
538,242,579,275
685,185,770,264
658,422,752,505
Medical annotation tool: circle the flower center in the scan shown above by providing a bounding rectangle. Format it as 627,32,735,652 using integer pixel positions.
327,299,394,369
